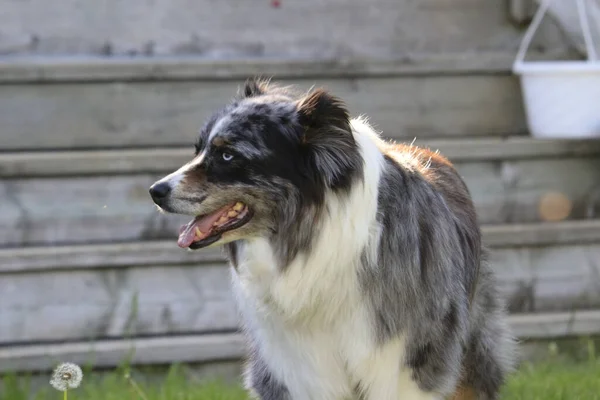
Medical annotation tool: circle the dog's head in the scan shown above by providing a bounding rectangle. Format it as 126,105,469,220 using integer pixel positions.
149,78,362,250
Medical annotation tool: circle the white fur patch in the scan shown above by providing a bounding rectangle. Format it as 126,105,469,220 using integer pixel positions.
154,151,205,194
231,119,439,399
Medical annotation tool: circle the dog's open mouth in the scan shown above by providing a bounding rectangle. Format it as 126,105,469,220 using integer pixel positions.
177,202,252,249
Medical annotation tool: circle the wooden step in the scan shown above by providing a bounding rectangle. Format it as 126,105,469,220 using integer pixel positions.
2,310,600,374
0,0,569,66
4,220,600,273
0,52,559,84
3,140,599,247
0,74,526,150
4,138,600,178
1,221,600,344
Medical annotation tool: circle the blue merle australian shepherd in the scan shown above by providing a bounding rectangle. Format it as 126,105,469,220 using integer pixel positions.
149,78,516,400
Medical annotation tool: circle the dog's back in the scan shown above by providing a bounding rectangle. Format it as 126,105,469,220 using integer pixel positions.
383,142,516,400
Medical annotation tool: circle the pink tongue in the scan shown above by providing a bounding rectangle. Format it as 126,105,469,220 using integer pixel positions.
177,204,233,248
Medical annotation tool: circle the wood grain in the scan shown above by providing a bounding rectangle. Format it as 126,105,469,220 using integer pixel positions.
4,138,600,178
3,220,600,273
493,244,600,313
510,310,600,339
0,333,244,373
0,263,235,343
0,241,224,273
3,156,600,247
3,310,600,373
2,241,600,343
483,220,600,248
0,75,527,152
0,0,570,57
0,52,573,83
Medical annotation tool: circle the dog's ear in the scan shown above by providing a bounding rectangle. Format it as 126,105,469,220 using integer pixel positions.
241,77,270,98
296,89,361,188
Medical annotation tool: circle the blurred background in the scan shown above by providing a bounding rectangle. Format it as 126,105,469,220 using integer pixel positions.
1,0,600,398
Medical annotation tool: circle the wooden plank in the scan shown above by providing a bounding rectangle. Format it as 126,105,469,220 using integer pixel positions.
493,244,600,313
3,156,600,247
3,220,600,273
0,76,527,151
0,333,244,374
3,310,600,373
0,174,189,247
0,241,224,273
0,52,568,83
0,0,570,59
483,220,600,248
458,157,600,224
509,0,535,24
510,310,600,339
0,263,236,343
2,241,600,343
4,138,600,178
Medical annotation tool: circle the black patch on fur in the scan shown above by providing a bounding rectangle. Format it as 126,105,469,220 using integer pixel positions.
245,346,290,400
352,381,367,400
242,77,269,98
224,242,239,270
296,88,363,191
408,342,433,370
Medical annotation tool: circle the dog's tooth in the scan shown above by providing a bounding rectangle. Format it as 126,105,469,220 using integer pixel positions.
233,202,244,211
218,215,229,224
195,227,203,238
228,210,238,217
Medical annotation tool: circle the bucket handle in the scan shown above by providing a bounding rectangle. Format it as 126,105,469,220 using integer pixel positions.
514,0,597,67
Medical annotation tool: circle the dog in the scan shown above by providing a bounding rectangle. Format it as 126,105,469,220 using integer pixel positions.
149,78,516,400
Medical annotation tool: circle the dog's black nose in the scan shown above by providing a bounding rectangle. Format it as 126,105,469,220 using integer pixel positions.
149,182,171,202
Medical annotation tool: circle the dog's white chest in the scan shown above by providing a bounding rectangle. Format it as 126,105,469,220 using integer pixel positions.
231,239,435,400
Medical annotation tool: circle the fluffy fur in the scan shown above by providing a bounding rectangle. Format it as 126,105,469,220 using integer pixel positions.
149,78,516,400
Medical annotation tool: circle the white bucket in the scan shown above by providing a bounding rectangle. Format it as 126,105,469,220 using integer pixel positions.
513,0,600,138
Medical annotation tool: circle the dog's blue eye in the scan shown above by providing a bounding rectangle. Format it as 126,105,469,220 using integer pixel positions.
222,152,234,161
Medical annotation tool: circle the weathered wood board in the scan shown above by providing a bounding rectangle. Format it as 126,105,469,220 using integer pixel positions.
0,53,572,84
2,241,600,343
1,241,224,273
0,75,527,151
0,263,236,343
0,0,571,57
4,138,600,178
2,156,599,247
4,309,600,373
458,157,600,224
3,220,600,272
493,244,600,313
0,333,245,374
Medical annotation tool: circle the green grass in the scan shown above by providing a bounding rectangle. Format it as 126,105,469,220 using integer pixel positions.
3,346,600,400
501,359,600,400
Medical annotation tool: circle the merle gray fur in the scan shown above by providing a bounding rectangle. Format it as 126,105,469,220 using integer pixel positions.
357,155,515,398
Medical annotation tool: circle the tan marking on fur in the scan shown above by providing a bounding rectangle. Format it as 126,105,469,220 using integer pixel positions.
180,167,207,189
212,137,227,147
449,386,477,400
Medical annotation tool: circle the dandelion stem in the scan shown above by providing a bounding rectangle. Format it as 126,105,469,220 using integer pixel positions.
125,374,149,400
64,389,68,400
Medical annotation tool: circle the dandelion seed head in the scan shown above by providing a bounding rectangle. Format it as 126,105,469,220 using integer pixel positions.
50,362,83,391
